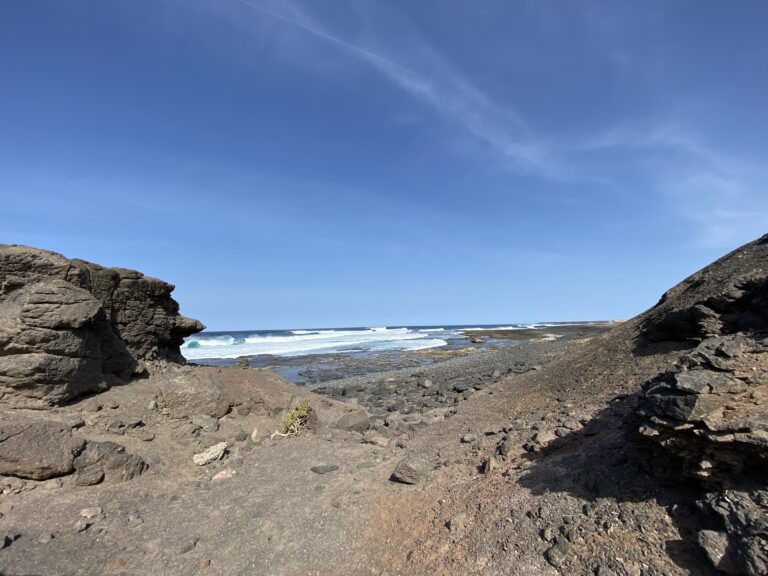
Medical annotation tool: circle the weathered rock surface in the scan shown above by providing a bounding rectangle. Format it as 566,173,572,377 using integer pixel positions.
640,234,768,342
0,244,203,407
0,420,85,480
634,233,768,576
390,454,432,484
73,441,148,485
159,372,230,419
192,442,228,466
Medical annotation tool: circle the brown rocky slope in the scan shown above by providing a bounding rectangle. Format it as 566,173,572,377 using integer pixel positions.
373,233,768,575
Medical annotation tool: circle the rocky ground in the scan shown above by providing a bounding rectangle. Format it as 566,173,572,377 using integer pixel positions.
312,325,610,428
1,236,767,576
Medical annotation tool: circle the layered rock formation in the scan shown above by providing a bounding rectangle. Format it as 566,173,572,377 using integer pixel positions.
634,234,768,575
0,245,203,407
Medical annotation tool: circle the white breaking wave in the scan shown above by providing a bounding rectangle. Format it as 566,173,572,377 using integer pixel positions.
463,325,533,331
181,326,449,360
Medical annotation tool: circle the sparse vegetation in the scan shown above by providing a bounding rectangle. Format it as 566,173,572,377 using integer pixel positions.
279,400,312,435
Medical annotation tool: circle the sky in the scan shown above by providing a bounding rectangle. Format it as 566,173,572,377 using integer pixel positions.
1,1,767,330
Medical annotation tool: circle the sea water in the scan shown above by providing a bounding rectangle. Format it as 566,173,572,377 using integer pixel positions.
180,324,552,361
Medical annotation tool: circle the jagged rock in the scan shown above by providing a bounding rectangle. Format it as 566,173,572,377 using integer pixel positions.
639,335,768,481
638,333,768,575
697,490,768,576
640,235,768,343
697,530,741,574
79,507,102,519
544,537,571,568
0,245,203,407
73,441,147,484
0,420,85,480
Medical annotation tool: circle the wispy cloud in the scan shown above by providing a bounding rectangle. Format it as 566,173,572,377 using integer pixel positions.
582,123,768,248
223,0,765,248
230,0,557,175
233,0,423,79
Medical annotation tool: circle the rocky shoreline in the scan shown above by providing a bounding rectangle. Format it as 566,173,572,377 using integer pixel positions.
1,236,767,576
311,324,610,422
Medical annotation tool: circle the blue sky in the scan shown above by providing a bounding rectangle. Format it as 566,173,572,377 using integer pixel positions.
2,1,766,330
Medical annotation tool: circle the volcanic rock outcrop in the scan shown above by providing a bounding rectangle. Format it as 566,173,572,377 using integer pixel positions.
0,244,203,407
634,234,768,575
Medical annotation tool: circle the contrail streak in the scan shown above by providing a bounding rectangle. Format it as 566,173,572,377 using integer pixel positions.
234,0,424,79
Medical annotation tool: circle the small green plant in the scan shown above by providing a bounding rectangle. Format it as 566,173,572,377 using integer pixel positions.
279,400,312,435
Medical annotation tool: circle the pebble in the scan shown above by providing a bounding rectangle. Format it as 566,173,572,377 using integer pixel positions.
73,519,92,533
481,456,498,474
532,430,556,445
192,414,219,432
80,507,102,519
193,442,228,466
544,537,571,568
460,434,476,443
179,537,199,554
233,430,248,442
212,469,234,481
61,414,85,429
390,454,432,484
43,478,63,491
363,433,390,448
311,464,339,475
106,400,119,409
446,512,469,532
130,430,156,442
1,533,20,550
497,437,514,456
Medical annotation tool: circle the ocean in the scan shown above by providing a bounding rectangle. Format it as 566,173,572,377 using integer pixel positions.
181,324,561,361
180,322,601,385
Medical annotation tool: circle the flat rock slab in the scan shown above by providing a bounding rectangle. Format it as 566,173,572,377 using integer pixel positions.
160,373,230,419
0,420,85,480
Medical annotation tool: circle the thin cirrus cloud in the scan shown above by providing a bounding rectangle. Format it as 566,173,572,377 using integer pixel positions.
225,0,764,249
580,123,768,248
230,0,556,176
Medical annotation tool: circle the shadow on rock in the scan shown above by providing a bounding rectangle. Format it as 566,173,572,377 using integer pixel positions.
517,394,720,575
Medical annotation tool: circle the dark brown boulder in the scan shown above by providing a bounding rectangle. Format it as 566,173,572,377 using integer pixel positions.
0,245,203,407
